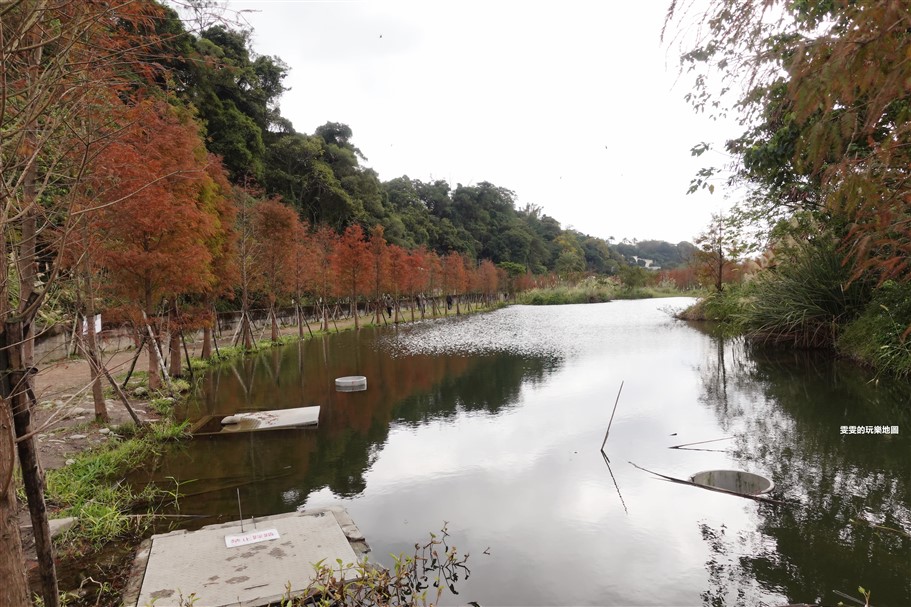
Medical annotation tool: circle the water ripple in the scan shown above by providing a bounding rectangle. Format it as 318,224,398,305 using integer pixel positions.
380,307,575,358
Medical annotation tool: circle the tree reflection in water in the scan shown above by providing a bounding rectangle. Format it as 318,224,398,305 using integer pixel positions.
140,328,557,527
693,329,910,606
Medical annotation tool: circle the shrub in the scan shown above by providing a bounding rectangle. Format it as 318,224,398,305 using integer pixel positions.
736,238,871,347
838,281,911,377
291,526,470,607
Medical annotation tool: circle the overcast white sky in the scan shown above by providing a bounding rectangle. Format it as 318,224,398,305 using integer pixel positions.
231,0,739,244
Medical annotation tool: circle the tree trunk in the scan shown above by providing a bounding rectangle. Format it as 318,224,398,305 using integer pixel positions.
84,314,107,423
4,321,59,607
83,252,108,422
242,311,254,350
12,93,61,603
168,301,182,377
144,290,162,390
147,330,161,390
0,225,28,606
0,402,30,607
201,324,212,360
270,304,279,342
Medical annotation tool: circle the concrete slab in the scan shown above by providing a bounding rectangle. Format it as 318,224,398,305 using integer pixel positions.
133,509,360,607
191,406,320,436
49,517,77,538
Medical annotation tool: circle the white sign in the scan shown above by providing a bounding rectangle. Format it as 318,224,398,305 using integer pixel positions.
81,314,101,335
224,528,280,548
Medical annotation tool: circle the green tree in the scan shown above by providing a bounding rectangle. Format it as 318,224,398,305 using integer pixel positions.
553,233,586,276
668,0,911,282
693,212,746,292
618,264,650,289
186,26,288,182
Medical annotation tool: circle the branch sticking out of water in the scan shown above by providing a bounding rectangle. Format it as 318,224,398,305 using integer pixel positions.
628,461,789,505
668,436,732,449
600,380,624,453
602,451,629,516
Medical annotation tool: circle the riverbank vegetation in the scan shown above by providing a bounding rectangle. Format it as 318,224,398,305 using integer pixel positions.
0,0,681,593
3,0,909,604
667,0,911,378
516,274,694,305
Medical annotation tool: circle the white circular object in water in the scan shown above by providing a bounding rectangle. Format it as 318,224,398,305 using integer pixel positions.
688,469,774,495
335,375,367,392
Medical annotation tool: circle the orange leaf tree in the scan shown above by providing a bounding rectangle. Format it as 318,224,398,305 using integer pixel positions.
252,197,301,340
387,244,409,322
479,259,501,306
91,99,219,388
405,246,430,320
331,224,370,328
310,225,340,331
443,252,467,314
367,225,390,324
289,219,314,337
198,158,239,359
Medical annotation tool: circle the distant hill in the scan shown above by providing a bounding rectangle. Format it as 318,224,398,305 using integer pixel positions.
612,240,697,269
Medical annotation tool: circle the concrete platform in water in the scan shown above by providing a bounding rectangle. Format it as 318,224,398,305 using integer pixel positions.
124,506,369,607
189,405,321,436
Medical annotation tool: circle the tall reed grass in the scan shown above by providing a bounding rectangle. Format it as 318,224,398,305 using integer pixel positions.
737,239,871,347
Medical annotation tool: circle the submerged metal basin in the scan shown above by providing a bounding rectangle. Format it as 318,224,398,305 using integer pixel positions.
688,469,774,495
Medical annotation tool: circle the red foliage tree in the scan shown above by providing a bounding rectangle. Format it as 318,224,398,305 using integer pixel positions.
91,99,219,388
442,252,467,314
425,250,444,316
404,247,430,320
309,225,339,331
290,219,314,337
252,198,301,340
478,259,501,305
331,224,370,329
198,158,238,359
387,244,409,323
367,225,390,324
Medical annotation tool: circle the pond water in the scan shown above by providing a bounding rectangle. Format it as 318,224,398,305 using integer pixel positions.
139,298,911,606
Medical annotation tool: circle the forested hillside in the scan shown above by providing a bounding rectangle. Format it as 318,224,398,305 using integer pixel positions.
162,20,688,277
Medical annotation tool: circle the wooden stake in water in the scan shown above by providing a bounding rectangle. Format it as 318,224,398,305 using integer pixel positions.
600,381,624,452
237,488,244,533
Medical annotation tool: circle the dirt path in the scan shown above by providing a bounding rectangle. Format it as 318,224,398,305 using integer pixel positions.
32,349,162,470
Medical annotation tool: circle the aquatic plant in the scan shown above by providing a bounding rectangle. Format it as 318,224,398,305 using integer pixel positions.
290,526,471,607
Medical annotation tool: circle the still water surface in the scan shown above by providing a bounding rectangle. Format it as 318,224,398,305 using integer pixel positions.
141,299,910,606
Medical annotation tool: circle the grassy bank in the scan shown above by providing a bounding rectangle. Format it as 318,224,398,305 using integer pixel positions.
516,279,695,305
676,243,911,378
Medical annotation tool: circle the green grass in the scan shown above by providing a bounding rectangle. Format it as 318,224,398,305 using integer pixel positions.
517,281,618,305
45,420,189,550
517,279,692,306
838,281,911,378
676,286,746,322
46,436,157,548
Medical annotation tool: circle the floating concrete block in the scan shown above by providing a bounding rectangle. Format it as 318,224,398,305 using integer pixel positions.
189,406,321,435
335,376,367,392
